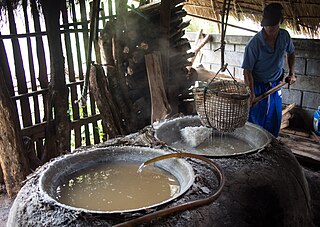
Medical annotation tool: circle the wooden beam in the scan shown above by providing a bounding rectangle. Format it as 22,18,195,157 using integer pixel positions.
145,52,171,123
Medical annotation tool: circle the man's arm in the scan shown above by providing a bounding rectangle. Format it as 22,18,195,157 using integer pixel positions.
243,69,255,105
286,51,296,84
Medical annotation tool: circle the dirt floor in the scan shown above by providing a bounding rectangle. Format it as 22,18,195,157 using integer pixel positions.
0,185,13,227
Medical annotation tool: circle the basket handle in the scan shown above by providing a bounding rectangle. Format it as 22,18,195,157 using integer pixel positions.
207,63,237,86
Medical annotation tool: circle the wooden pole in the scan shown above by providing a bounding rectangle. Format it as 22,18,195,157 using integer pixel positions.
41,0,70,161
252,82,287,106
0,68,30,198
6,0,32,128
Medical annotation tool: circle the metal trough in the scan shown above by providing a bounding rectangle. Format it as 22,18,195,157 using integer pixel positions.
39,146,195,214
154,115,273,157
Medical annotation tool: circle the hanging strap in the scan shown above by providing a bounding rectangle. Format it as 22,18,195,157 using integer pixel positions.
219,0,232,69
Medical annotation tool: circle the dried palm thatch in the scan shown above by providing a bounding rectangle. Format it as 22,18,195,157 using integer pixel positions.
184,0,320,37
0,0,319,36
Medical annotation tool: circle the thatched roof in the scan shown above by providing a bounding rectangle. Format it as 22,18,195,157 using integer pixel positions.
184,0,320,37
0,0,319,36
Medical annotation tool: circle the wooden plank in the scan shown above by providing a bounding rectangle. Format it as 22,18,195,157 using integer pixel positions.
279,127,320,165
21,114,102,139
89,65,125,138
282,103,295,116
291,149,320,163
282,112,293,122
280,120,289,130
0,31,47,39
10,81,84,101
280,128,320,144
311,131,320,143
145,52,171,123
280,128,315,141
279,137,320,151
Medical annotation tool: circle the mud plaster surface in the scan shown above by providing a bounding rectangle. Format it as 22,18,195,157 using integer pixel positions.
0,184,13,227
1,127,320,227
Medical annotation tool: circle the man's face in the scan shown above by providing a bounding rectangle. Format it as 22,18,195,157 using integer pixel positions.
264,23,280,36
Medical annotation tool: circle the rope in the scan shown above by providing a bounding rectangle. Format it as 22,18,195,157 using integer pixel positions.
220,0,232,69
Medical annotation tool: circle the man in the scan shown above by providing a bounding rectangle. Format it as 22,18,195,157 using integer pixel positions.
242,3,296,137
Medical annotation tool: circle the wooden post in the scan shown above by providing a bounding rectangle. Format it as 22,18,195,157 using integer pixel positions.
145,52,171,123
89,64,126,137
0,68,30,198
41,0,70,161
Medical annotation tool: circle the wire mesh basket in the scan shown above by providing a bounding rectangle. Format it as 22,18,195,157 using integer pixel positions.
193,65,250,132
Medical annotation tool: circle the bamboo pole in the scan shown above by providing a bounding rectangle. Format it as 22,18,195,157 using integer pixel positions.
30,0,48,158
79,0,92,146
0,32,14,96
62,0,82,148
7,0,32,128
22,0,41,126
22,0,44,165
70,0,84,147
90,0,101,144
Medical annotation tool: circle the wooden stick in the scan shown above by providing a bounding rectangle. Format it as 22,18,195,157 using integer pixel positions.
280,120,289,129
191,33,211,66
282,112,293,122
252,82,287,106
311,131,320,144
194,29,203,47
282,103,295,116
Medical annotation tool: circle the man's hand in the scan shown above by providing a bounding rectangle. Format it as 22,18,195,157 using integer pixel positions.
285,72,297,85
249,91,256,107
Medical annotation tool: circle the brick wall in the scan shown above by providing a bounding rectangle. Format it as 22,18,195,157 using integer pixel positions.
185,32,320,130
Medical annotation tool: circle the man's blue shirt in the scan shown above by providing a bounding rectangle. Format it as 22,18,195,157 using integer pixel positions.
242,28,295,83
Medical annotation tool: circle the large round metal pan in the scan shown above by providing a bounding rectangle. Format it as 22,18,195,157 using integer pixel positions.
39,146,195,214
154,115,273,157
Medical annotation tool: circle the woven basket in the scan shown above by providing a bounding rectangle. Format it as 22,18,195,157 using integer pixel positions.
193,80,250,132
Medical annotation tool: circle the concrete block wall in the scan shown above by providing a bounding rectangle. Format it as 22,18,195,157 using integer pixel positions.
185,32,320,130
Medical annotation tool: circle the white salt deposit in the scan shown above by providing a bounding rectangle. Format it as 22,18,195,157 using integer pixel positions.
180,126,211,148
